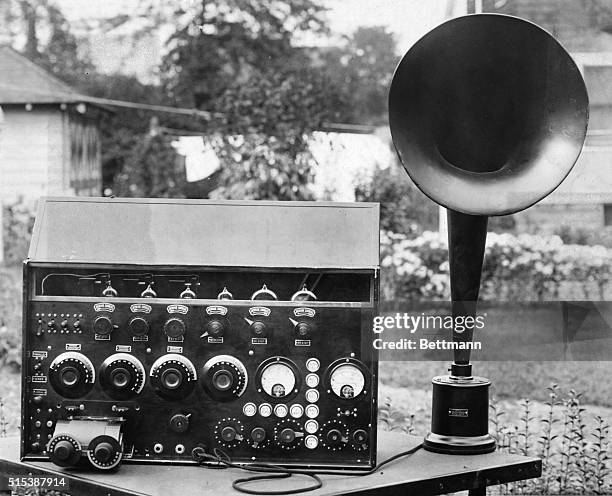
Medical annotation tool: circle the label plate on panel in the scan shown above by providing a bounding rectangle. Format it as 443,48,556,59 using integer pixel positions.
167,305,188,315
94,303,115,313
249,307,271,317
130,304,152,314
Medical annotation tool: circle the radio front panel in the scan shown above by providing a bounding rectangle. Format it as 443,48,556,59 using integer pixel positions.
22,264,378,469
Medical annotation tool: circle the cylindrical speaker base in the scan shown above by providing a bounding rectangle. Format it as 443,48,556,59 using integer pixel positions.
423,374,496,455
424,432,496,454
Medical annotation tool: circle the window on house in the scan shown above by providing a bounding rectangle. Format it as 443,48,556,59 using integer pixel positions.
604,204,612,226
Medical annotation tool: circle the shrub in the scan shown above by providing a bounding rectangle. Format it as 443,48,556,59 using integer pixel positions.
382,230,612,301
355,163,438,235
0,266,22,371
2,199,35,266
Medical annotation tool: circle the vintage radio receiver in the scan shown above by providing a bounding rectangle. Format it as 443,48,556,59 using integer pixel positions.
21,197,379,471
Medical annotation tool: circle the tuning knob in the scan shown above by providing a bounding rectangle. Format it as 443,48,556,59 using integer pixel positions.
280,428,296,443
164,318,185,339
202,355,248,401
49,352,95,398
352,429,369,451
99,353,145,400
93,316,115,336
250,427,267,448
128,317,149,337
295,322,311,338
169,413,191,433
150,354,197,400
215,419,244,448
206,319,226,337
274,419,303,450
87,436,123,470
48,435,81,467
250,321,266,336
320,420,349,451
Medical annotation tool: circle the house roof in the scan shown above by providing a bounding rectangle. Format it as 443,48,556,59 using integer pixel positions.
0,46,89,105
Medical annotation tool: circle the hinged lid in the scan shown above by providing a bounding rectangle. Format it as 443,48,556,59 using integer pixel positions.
28,197,379,269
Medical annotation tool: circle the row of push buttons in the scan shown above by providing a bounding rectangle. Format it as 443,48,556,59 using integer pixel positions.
243,402,319,419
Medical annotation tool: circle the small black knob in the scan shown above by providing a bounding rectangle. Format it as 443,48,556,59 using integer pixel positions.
30,442,41,452
164,318,185,339
93,316,114,335
326,429,343,445
54,440,75,461
251,321,266,335
251,427,266,443
295,322,310,337
129,317,149,336
279,428,296,444
353,429,368,444
221,426,237,442
94,442,114,463
169,413,190,433
32,395,43,405
207,320,225,336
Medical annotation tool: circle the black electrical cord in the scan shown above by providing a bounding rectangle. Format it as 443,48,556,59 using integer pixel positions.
191,442,423,495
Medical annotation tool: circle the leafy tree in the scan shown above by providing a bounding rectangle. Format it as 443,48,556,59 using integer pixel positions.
320,26,400,125
112,131,187,198
76,73,173,193
209,68,345,200
160,0,329,108
0,0,94,85
159,0,348,201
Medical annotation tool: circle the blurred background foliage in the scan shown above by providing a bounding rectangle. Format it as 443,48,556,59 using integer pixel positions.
1,0,398,202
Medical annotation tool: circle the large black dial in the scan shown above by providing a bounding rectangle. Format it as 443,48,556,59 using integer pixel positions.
49,352,95,398
201,355,248,401
150,354,197,400
47,434,81,467
99,353,146,400
87,435,123,470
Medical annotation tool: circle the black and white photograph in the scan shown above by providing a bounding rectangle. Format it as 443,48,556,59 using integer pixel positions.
0,1,610,495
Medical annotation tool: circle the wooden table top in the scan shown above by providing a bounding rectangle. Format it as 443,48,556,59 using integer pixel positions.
0,431,541,496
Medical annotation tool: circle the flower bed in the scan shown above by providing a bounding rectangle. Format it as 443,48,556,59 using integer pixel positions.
381,231,612,302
